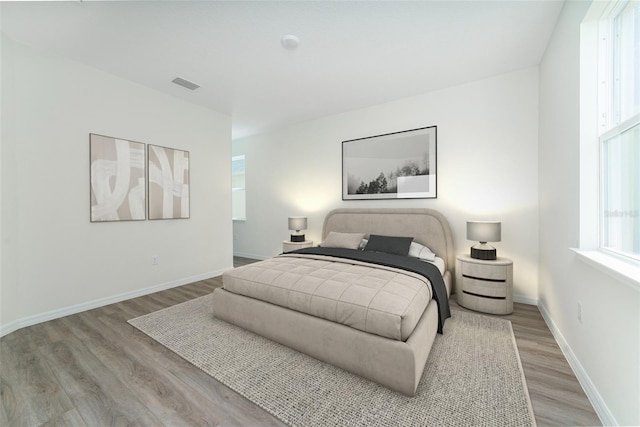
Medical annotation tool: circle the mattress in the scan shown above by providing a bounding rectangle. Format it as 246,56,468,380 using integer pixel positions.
222,253,436,341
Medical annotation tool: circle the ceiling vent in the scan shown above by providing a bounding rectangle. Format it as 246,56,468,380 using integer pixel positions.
171,77,200,91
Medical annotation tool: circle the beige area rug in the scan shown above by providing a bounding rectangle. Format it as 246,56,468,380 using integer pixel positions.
129,294,536,427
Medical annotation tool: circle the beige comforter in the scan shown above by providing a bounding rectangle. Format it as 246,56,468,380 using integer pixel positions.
222,253,435,341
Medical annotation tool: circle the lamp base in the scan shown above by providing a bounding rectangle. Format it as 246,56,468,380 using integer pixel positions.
291,234,305,243
470,244,496,260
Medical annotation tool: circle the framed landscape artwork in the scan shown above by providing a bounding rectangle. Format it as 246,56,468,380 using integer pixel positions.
148,144,190,220
342,126,437,200
90,133,146,222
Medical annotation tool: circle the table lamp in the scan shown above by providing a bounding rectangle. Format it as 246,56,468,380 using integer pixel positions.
288,216,307,242
467,221,501,260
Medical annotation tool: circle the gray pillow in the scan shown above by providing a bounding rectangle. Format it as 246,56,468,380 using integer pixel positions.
364,235,414,256
320,232,366,249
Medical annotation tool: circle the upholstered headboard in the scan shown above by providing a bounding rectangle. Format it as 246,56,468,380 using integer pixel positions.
322,208,455,273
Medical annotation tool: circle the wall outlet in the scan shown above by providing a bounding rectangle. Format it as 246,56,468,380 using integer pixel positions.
577,302,583,323
151,255,159,266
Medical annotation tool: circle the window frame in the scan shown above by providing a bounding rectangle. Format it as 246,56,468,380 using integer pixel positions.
598,115,640,262
596,0,640,263
231,154,246,221
577,0,640,290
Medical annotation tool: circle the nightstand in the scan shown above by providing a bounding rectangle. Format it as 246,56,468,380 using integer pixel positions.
282,240,313,253
456,254,513,315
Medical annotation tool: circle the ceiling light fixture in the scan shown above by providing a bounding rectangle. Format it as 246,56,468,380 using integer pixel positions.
281,35,300,50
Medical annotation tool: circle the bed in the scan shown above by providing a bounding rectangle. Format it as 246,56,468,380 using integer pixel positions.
212,208,455,396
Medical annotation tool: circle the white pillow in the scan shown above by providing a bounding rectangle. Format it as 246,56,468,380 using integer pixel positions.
359,238,368,250
320,232,366,250
408,241,436,261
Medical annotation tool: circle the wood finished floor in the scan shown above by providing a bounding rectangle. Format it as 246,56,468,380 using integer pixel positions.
0,256,601,426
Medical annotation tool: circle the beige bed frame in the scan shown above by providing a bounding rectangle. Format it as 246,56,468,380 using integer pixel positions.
212,208,455,396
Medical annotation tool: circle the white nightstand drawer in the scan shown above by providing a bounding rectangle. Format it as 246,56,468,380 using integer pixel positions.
461,277,507,298
461,262,508,281
459,292,510,314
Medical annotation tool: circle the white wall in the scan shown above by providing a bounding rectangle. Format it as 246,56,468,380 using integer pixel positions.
538,1,639,425
0,36,233,335
234,67,539,304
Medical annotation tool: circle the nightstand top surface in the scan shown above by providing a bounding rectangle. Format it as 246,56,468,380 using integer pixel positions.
457,253,512,265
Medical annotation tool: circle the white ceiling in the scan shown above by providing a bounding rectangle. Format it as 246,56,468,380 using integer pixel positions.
1,1,564,139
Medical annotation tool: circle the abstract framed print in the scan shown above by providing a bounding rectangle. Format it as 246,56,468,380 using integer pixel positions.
148,144,190,220
90,133,146,222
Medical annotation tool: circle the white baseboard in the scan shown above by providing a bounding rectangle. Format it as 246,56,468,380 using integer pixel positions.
0,320,21,339
514,295,538,305
0,267,230,338
233,251,270,261
537,301,615,426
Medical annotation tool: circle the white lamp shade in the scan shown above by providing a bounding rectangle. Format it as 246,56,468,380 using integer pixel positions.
288,216,307,231
467,221,501,243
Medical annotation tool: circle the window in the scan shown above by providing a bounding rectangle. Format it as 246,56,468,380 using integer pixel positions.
232,155,246,220
597,0,640,262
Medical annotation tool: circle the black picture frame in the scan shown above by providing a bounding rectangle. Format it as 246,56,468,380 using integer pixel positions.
342,126,437,200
